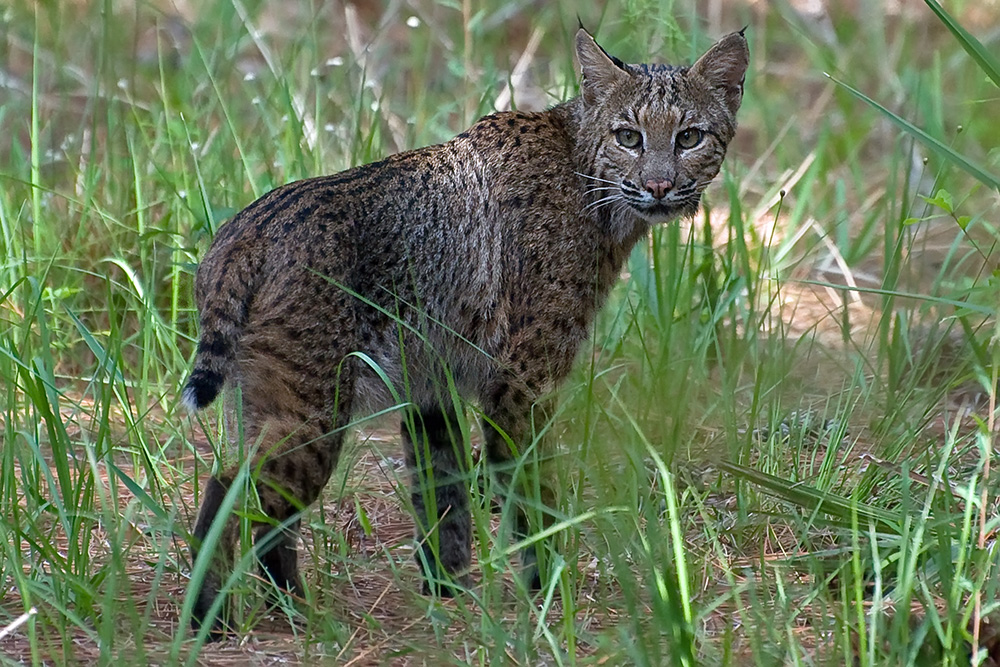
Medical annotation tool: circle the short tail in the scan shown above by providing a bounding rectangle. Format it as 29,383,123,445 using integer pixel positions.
182,247,257,412
183,288,250,410
181,182,289,412
181,334,233,412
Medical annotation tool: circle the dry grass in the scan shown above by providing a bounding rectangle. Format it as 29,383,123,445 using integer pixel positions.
1,416,633,664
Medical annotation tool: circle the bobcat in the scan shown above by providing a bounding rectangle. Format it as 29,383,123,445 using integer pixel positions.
183,27,748,632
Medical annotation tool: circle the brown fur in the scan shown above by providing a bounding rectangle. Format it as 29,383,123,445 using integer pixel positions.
183,28,748,632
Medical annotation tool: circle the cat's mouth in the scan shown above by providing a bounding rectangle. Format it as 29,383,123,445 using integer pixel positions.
619,178,703,223
628,197,701,223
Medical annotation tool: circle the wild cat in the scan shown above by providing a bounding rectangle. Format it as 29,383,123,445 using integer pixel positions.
182,27,748,631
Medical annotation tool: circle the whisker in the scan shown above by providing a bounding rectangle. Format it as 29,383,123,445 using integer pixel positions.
583,194,622,213
575,171,618,186
607,200,634,226
594,199,622,211
583,195,618,211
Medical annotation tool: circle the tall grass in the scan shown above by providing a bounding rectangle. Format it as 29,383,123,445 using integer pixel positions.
1,0,998,664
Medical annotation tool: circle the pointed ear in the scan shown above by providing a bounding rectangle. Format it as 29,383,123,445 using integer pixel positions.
576,29,629,105
689,30,749,115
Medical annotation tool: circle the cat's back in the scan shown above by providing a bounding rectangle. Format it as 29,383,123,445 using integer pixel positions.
203,107,573,246
194,106,580,309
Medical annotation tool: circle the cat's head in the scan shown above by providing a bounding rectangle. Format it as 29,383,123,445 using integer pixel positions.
575,29,748,226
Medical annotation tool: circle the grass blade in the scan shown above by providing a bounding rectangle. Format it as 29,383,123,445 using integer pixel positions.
922,0,1000,88
718,460,905,534
826,74,1000,193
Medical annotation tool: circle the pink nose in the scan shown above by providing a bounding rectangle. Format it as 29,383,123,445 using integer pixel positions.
644,179,673,199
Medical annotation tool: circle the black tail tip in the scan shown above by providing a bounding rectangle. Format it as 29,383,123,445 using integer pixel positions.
181,371,223,411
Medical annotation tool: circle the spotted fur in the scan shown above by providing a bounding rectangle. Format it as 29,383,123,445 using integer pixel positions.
184,28,748,632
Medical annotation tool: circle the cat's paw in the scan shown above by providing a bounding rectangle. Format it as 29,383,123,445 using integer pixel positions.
421,571,472,597
526,567,543,592
190,575,230,641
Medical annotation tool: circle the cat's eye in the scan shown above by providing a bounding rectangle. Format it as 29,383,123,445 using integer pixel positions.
614,128,643,149
676,128,704,150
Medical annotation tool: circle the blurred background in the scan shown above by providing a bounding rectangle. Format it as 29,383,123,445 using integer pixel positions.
2,1,999,664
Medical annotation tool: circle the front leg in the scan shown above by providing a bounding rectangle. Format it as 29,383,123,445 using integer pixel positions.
481,377,557,591
402,406,472,596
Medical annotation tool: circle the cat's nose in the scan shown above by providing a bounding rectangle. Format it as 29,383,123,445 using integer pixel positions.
644,179,673,199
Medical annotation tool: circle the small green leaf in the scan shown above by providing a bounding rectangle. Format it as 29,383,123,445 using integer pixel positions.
354,495,373,537
957,215,971,230
903,217,922,226
921,189,954,213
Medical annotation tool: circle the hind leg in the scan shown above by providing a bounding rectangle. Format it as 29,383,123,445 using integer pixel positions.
190,475,238,633
255,518,302,597
190,412,347,632
481,378,557,591
402,406,472,595
189,321,355,633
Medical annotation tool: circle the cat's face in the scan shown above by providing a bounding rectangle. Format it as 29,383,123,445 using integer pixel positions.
576,30,748,224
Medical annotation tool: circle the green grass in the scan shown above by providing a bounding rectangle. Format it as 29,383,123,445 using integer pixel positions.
2,0,999,664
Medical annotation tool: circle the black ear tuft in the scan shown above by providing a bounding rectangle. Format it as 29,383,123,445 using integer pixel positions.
608,52,628,71
575,29,631,105
689,31,750,115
